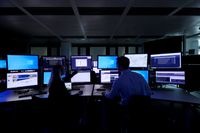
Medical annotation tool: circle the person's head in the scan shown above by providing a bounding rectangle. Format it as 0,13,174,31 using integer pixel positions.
117,56,130,71
52,65,63,77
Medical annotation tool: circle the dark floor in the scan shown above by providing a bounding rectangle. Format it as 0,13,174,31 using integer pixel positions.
0,97,200,133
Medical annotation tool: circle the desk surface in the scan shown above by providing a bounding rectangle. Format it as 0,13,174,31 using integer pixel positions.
1,84,200,105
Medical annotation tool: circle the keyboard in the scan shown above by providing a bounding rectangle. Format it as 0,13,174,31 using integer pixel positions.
96,84,112,91
18,91,47,98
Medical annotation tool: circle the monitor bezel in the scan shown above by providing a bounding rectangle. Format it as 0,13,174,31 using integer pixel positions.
150,52,182,69
131,69,149,83
6,70,39,90
42,71,52,86
70,55,92,70
155,70,185,85
0,59,7,69
7,54,39,71
70,70,92,84
124,53,148,68
42,56,66,68
97,55,118,70
99,69,119,84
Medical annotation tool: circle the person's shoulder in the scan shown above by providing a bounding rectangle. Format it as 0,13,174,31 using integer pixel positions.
130,71,143,78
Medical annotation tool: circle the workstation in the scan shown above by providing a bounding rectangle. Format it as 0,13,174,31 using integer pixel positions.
1,0,200,133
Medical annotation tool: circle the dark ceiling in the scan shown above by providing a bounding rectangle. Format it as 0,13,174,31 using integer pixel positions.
0,0,200,44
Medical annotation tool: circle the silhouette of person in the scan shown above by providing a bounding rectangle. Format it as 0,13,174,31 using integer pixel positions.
102,56,152,133
48,65,69,102
104,56,151,105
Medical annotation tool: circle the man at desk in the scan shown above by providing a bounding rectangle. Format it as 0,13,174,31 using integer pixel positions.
104,56,151,105
103,56,152,132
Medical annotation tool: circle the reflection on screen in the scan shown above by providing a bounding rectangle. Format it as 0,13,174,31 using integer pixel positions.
98,56,117,69
100,70,119,83
0,60,6,69
71,71,91,83
7,55,38,70
43,72,51,85
150,52,181,68
131,70,149,83
125,54,148,68
156,71,185,85
7,72,38,89
71,56,92,70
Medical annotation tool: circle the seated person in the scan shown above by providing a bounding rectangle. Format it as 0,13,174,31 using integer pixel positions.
48,65,70,101
103,56,152,133
104,56,151,106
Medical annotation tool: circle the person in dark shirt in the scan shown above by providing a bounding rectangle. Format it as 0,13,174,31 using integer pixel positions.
103,56,152,133
48,65,69,101
105,56,151,105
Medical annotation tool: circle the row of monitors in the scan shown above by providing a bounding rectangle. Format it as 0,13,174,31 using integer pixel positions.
43,70,148,85
71,52,181,69
1,52,182,71
5,70,185,89
43,70,185,85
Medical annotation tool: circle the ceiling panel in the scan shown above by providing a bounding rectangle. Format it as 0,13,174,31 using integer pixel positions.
0,15,82,36
133,0,191,7
76,0,129,7
117,16,200,36
0,0,71,7
0,16,51,36
81,16,119,36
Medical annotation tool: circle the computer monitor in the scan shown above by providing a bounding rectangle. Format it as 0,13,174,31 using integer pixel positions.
7,55,38,70
43,71,52,85
71,56,92,70
0,60,6,69
98,56,117,69
93,67,101,74
7,71,38,89
42,56,66,68
100,70,119,83
0,70,6,91
150,52,181,69
71,71,91,83
155,71,185,85
93,61,97,68
125,54,148,68
131,70,149,83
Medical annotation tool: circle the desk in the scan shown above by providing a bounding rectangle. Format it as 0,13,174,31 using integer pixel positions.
1,85,200,105
93,84,200,105
0,84,95,103
151,88,200,105
0,89,34,103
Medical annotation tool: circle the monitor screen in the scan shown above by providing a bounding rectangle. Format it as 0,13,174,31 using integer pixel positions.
42,56,66,68
71,71,91,83
150,52,181,68
0,60,6,69
71,56,92,70
93,67,101,74
131,70,149,83
125,54,148,68
0,70,6,90
7,71,38,89
65,82,72,90
155,71,185,85
93,61,97,67
98,56,117,69
43,71,52,85
7,55,38,70
100,70,119,83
